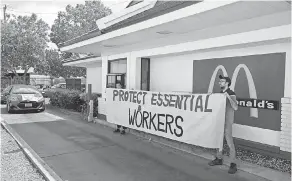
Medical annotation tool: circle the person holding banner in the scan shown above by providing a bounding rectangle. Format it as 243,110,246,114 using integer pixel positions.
113,83,127,135
208,75,238,174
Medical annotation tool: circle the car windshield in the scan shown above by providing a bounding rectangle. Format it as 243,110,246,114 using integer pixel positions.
11,85,39,94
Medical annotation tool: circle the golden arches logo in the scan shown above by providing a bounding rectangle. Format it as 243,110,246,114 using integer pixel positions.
208,64,258,118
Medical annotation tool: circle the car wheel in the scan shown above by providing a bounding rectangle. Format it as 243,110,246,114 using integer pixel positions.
7,103,12,113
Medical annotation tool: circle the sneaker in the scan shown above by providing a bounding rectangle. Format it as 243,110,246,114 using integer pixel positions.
208,157,223,166
121,130,126,135
228,163,237,174
113,129,120,133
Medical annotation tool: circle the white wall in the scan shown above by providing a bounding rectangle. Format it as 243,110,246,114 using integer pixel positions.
150,42,291,97
98,27,291,149
150,55,193,92
86,66,102,93
147,42,290,148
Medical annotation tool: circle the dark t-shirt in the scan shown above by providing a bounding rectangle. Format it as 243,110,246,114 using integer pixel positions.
221,88,236,124
220,88,236,96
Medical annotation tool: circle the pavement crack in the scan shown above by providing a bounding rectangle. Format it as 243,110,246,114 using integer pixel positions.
41,144,117,159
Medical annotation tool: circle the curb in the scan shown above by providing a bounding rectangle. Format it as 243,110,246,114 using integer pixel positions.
1,119,63,181
93,118,291,181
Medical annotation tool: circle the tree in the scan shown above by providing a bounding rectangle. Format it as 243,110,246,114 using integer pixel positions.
1,13,50,84
50,0,112,46
48,1,111,79
40,49,86,79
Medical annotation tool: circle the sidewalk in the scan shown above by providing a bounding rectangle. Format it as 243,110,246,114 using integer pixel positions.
1,125,46,181
0,106,284,181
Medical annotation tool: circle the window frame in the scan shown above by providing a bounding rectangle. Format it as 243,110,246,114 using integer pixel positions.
107,58,127,88
140,58,150,91
108,58,127,74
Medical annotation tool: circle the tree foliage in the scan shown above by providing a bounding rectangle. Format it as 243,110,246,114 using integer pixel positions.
1,13,50,83
1,1,110,83
40,50,86,78
48,0,111,79
50,0,112,46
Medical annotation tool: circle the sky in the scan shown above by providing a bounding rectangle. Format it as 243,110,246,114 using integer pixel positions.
0,0,131,48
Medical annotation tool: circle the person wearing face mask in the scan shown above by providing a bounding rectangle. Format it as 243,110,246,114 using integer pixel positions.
208,75,238,174
113,83,127,135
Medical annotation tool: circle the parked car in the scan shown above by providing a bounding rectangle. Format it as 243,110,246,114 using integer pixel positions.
53,83,66,89
38,85,50,98
40,89,46,97
3,84,45,113
1,86,10,104
44,83,66,98
81,84,86,92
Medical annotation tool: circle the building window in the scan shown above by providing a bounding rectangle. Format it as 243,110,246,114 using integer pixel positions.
107,59,127,88
141,58,150,91
108,59,127,74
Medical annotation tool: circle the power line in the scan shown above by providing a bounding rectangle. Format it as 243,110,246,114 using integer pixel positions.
7,9,58,15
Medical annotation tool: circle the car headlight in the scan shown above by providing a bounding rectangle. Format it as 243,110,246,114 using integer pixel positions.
37,98,45,102
34,93,44,102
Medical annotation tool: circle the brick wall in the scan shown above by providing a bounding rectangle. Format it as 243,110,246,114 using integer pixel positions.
280,97,291,152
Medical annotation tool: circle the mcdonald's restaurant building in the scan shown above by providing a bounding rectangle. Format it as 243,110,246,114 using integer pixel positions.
61,1,291,159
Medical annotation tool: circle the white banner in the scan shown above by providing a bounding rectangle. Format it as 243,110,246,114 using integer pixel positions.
106,89,226,149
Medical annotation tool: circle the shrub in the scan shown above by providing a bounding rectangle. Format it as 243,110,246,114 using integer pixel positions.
79,92,101,117
48,89,101,116
48,89,82,111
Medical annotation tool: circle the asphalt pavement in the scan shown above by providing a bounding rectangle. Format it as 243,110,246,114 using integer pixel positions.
0,104,268,181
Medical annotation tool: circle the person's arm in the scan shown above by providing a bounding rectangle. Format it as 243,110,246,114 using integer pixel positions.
225,92,238,110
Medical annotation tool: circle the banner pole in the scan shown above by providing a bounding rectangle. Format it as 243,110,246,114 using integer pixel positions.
88,84,93,122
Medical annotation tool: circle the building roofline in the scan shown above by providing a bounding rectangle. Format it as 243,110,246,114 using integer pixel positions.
62,55,100,64
59,30,102,48
59,1,201,49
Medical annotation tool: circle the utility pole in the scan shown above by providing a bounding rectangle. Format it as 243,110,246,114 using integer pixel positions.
2,5,7,53
3,4,7,22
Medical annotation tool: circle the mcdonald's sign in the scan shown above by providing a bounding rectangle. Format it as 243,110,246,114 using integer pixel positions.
207,64,259,118
207,64,280,118
193,53,285,131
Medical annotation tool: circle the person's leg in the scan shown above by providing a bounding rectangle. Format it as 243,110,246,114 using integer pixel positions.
121,126,127,135
216,148,224,160
114,125,121,133
208,144,224,166
225,121,237,174
208,133,225,166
